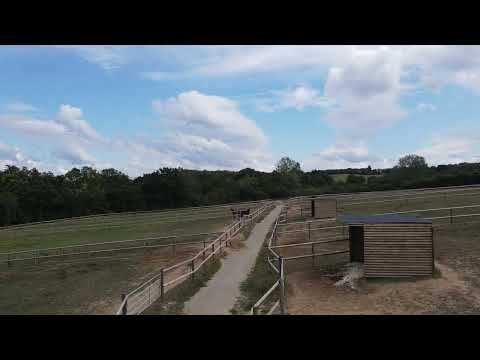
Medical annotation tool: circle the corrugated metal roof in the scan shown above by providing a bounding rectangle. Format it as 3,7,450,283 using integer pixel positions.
338,214,432,224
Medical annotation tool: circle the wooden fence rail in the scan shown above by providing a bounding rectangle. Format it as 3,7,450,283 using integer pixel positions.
296,183,480,203
0,199,271,232
251,214,288,315
0,231,223,266
117,202,275,315
339,191,480,207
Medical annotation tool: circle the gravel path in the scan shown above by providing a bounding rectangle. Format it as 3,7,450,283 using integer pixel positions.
184,204,283,315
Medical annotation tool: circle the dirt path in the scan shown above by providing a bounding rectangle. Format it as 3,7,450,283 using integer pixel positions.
184,204,283,315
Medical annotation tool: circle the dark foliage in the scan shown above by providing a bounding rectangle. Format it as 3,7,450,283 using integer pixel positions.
1,159,480,226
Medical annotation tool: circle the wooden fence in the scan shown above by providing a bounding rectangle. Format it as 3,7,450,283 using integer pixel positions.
299,183,480,203
117,202,275,315
251,215,286,315
251,198,480,314
0,231,223,267
0,199,270,233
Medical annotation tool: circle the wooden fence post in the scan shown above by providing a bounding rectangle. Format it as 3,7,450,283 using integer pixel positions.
278,256,285,315
450,208,453,224
212,243,215,258
121,294,127,315
311,243,315,268
191,260,195,280
7,253,11,268
203,240,206,259
160,268,165,303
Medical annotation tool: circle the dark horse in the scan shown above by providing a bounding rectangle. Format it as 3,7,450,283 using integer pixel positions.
230,207,250,219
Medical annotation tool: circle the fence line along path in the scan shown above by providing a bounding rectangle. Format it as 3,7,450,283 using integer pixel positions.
184,204,284,315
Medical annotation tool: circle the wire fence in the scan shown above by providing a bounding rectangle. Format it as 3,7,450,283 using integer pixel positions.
116,202,275,315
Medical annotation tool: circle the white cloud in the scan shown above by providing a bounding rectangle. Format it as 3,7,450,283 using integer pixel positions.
256,85,332,112
0,105,109,174
57,45,129,70
141,71,183,81
57,104,107,144
415,132,480,165
323,47,407,138
0,114,66,137
0,141,67,174
0,105,107,145
59,45,480,98
53,143,97,165
1,101,37,113
0,142,20,161
151,91,272,171
153,90,268,147
302,142,392,171
417,103,437,111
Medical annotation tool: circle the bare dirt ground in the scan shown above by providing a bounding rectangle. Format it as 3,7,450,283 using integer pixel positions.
286,222,480,315
287,261,480,315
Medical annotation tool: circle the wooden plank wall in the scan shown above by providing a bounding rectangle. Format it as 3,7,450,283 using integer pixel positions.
314,199,337,219
363,223,433,277
285,198,337,221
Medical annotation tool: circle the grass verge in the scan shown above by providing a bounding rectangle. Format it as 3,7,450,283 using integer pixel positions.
143,257,222,315
230,219,278,315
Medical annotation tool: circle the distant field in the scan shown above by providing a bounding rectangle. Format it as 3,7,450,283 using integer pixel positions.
337,190,480,220
0,201,266,253
0,215,230,253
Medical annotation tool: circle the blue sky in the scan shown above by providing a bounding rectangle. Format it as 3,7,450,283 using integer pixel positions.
1,45,480,177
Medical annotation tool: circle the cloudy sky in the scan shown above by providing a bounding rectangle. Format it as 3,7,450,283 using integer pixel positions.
1,45,480,177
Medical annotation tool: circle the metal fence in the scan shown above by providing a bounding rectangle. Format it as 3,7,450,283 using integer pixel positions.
117,202,274,315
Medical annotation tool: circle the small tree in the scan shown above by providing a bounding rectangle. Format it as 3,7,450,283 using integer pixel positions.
397,154,428,169
275,157,302,174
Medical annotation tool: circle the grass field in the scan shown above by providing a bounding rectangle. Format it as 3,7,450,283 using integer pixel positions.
0,244,207,314
0,204,248,314
0,203,262,252
337,190,480,220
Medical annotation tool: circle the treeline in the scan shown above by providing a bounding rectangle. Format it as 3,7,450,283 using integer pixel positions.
1,155,480,226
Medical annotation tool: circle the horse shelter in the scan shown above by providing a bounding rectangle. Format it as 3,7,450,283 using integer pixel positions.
338,214,434,278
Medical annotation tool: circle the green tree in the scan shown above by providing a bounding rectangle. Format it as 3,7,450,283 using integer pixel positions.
275,157,302,174
0,192,19,226
397,154,428,169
